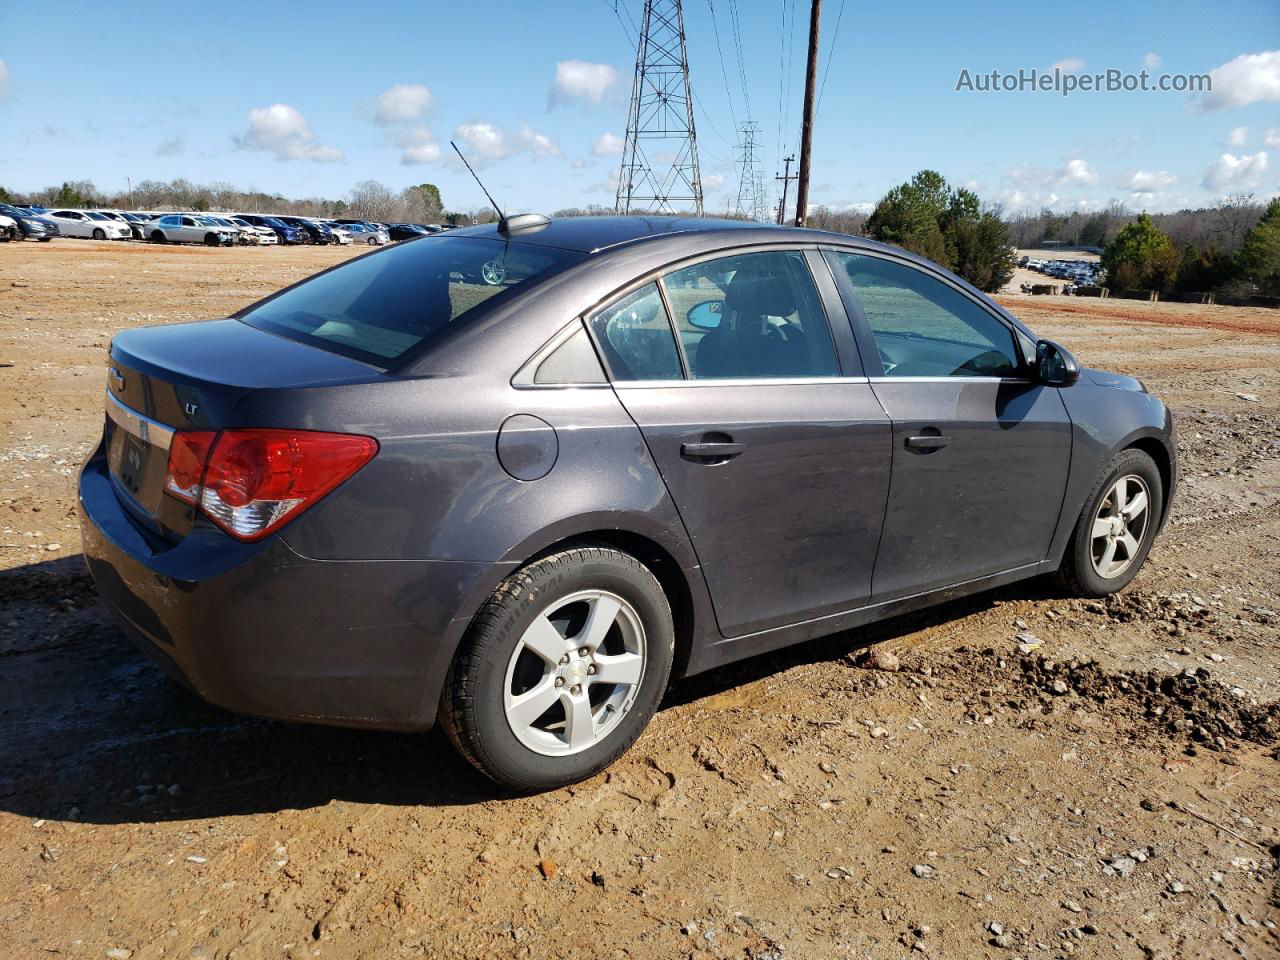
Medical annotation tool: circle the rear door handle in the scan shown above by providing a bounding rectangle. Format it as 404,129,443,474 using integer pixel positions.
905,435,950,451
681,441,745,461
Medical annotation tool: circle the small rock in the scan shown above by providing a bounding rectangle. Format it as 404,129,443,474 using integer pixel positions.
1139,798,1161,812
857,647,900,672
45,542,61,552
105,951,132,960
185,855,207,864
1168,881,1188,894
1236,393,1260,402
1106,856,1137,877
870,726,889,739
992,934,1012,948
1062,899,1082,913
826,866,852,880
537,858,557,880
1051,679,1070,695
988,922,1004,935
819,761,835,774
911,864,934,879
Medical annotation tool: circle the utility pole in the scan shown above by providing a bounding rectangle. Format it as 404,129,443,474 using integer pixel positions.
616,0,704,216
775,154,796,225
794,0,821,227
127,177,133,208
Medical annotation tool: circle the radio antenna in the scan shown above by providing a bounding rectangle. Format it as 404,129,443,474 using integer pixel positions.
450,141,505,220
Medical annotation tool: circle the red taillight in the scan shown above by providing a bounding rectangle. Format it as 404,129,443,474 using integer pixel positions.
163,429,378,541
164,431,216,504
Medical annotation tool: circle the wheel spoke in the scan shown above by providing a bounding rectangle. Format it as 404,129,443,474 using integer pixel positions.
1110,480,1128,517
591,651,643,687
1098,538,1118,574
1091,516,1113,539
521,614,569,665
579,595,621,651
562,691,596,750
1120,531,1140,560
1122,489,1147,521
506,677,560,730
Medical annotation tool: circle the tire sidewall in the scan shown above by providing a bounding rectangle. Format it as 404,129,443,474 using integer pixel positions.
462,553,673,790
1070,449,1163,595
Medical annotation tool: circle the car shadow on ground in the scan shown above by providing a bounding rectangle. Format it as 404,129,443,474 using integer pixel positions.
0,554,1059,825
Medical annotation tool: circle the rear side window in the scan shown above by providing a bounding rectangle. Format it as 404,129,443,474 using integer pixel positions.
662,250,840,380
832,252,1020,378
588,283,683,381
240,237,584,367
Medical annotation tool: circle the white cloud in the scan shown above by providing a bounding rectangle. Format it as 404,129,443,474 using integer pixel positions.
1201,151,1270,191
1050,57,1086,73
1191,49,1280,111
703,173,727,192
1144,52,1162,69
1124,169,1177,190
395,125,441,166
549,60,619,107
454,122,510,164
375,84,433,125
235,104,343,163
518,123,562,157
0,59,9,100
1052,157,1098,186
1225,125,1249,146
1266,129,1280,146
592,132,625,157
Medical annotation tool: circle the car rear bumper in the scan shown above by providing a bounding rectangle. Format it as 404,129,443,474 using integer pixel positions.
78,448,504,731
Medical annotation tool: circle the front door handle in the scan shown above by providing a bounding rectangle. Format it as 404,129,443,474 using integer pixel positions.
681,441,745,461
905,434,950,452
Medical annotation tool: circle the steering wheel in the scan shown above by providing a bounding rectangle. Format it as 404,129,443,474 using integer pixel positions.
953,350,1011,376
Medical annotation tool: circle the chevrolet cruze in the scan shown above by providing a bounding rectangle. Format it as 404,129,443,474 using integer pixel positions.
80,216,1177,790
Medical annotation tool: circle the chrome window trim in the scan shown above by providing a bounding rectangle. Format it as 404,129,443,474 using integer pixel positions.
105,390,174,452
866,376,1037,385
614,375,871,389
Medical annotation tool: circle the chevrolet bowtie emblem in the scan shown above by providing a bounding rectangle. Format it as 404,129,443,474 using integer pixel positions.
109,366,126,392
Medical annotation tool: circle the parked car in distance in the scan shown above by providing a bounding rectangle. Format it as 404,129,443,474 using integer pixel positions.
0,202,58,241
147,214,235,246
276,216,333,244
234,214,304,245
0,213,19,241
387,222,429,242
341,222,390,245
44,209,133,240
322,221,353,245
91,210,140,239
80,215,1178,792
119,212,156,240
227,216,279,245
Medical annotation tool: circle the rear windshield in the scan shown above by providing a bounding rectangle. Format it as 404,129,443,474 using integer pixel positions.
239,236,583,367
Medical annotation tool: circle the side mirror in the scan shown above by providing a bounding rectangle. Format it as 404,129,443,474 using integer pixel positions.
1036,338,1080,386
687,299,724,330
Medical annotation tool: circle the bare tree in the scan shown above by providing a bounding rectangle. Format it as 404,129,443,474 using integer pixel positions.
347,180,400,222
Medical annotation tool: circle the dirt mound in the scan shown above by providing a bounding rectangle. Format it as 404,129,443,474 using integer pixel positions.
918,647,1280,752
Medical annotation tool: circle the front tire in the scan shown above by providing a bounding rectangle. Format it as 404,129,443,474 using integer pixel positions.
440,547,674,792
1054,448,1163,597
150,231,166,244
92,228,106,240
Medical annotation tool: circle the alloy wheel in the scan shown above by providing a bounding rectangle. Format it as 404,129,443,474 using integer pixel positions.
502,589,646,756
1090,474,1151,579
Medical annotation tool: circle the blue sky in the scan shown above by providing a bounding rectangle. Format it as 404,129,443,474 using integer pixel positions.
1,0,1277,215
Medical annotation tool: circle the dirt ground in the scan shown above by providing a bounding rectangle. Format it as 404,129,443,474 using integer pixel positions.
2,240,1278,960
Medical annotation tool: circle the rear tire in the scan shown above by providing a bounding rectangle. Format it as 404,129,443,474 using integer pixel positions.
440,547,674,792
1054,448,1163,597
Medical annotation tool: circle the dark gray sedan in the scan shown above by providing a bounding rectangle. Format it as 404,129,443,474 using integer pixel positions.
79,216,1177,790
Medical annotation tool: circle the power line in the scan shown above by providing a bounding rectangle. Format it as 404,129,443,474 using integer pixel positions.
814,0,846,116
726,0,752,118
605,0,637,45
706,0,740,132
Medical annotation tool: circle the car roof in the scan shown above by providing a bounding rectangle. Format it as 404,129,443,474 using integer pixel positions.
444,214,900,256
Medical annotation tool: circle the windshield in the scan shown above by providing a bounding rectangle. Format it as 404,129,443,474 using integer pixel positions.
240,236,584,367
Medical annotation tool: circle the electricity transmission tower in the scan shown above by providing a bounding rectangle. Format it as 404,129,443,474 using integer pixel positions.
733,120,768,221
616,0,704,216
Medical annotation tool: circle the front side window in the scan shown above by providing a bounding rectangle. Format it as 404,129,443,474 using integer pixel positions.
832,252,1020,378
662,250,840,380
240,236,583,366
587,283,682,381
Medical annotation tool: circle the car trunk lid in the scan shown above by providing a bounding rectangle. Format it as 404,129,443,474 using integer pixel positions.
103,318,381,538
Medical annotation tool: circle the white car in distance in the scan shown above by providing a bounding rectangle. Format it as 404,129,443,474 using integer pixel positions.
44,209,132,240
227,216,279,245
